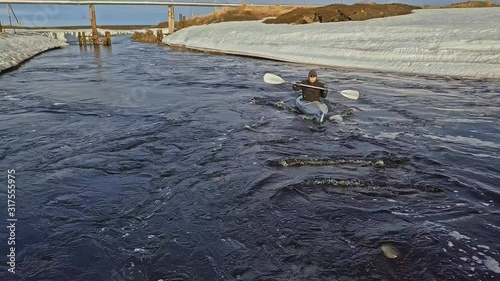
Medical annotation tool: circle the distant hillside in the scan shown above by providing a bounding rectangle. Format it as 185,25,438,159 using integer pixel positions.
443,1,499,8
157,4,300,28
264,3,419,24
156,1,499,28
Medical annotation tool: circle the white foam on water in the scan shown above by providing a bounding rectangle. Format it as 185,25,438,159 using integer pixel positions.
329,114,343,122
391,211,411,216
437,118,495,124
437,205,452,209
422,135,500,150
450,231,471,241
484,256,500,274
3,95,21,101
470,153,500,159
375,132,401,140
478,245,491,250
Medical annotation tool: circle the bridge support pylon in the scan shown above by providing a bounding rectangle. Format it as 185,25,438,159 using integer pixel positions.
89,4,99,44
78,4,111,46
168,5,174,34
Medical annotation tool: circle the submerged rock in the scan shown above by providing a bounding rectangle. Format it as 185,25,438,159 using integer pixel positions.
381,244,400,259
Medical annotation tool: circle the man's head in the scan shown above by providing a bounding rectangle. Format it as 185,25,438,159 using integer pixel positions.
308,70,317,82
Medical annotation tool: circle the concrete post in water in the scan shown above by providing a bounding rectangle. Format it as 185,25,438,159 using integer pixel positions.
103,31,111,46
82,32,87,45
78,32,82,45
168,5,175,34
89,4,99,45
178,14,182,29
101,32,106,45
156,30,163,43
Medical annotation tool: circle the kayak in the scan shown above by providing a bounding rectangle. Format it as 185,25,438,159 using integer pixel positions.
295,96,328,123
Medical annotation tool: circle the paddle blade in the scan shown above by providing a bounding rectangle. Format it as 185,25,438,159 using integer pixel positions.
318,103,328,114
340,90,360,100
263,73,287,85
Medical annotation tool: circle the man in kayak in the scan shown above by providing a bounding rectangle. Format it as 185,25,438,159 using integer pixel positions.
292,70,329,102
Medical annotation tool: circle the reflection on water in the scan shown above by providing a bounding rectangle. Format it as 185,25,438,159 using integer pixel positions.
77,44,113,81
0,36,499,281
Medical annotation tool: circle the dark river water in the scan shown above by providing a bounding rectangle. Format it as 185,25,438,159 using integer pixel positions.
0,36,499,281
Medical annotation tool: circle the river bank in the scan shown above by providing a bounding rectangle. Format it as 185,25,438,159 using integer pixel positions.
163,7,500,80
0,33,67,74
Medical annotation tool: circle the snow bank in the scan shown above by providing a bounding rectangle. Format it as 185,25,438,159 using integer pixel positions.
0,33,67,74
164,8,500,79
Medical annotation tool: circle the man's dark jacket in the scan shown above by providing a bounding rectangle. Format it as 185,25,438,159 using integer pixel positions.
292,80,328,102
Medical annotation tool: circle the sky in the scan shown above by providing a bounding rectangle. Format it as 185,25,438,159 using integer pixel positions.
0,0,498,27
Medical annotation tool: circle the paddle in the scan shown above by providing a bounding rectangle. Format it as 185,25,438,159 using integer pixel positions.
263,73,360,100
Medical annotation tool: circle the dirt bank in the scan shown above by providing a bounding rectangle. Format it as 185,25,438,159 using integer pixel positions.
264,3,419,24
439,1,499,8
157,4,302,28
157,3,419,27
157,2,500,28
131,30,157,43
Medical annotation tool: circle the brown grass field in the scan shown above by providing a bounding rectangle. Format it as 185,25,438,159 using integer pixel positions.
442,0,499,8
157,4,301,28
264,3,419,24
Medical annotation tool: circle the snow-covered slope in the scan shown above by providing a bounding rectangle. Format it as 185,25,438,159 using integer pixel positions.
0,33,67,74
164,8,500,79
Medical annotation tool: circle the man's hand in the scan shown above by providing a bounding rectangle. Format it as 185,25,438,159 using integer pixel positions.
321,87,329,98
